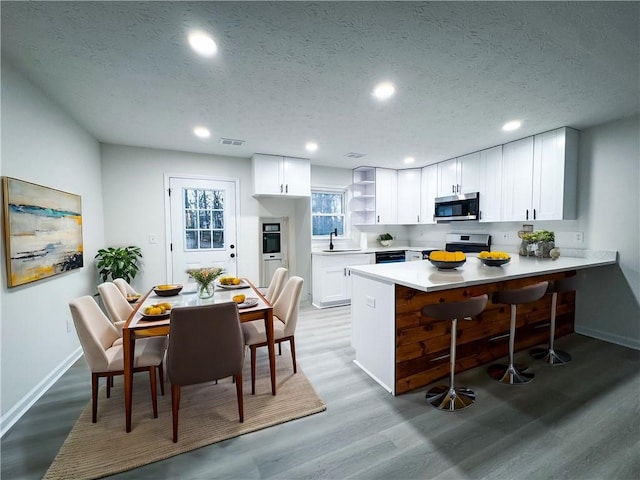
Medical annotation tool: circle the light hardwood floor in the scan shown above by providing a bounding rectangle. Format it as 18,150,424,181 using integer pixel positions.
2,304,639,479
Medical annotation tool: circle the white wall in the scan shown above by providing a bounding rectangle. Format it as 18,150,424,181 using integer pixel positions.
100,144,261,289
1,61,105,430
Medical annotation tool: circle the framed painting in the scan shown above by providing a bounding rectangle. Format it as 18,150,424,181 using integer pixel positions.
2,177,83,287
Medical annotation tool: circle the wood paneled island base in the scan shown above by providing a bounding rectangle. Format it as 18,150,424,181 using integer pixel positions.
395,271,575,394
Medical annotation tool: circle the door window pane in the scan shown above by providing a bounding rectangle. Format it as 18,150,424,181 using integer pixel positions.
182,187,225,250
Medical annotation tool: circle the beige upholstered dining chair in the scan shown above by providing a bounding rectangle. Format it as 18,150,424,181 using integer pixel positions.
98,281,133,334
113,278,140,298
68,295,167,423
242,276,304,394
264,267,288,303
166,302,245,443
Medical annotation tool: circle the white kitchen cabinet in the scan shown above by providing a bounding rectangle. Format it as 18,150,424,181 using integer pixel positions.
501,136,535,221
375,168,398,224
502,128,578,222
420,163,438,224
352,167,398,225
478,145,503,223
405,250,423,261
396,168,421,224
312,253,375,308
252,153,310,197
436,152,481,197
532,127,578,220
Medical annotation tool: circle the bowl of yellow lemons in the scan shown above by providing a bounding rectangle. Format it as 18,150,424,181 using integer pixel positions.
478,251,511,267
153,284,183,297
428,251,466,269
218,277,247,289
140,302,173,319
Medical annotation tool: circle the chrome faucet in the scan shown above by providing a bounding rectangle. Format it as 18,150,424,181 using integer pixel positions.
329,228,338,250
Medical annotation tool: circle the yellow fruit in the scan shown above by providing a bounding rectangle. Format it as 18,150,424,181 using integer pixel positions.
160,302,172,310
430,251,465,262
232,278,241,285
232,294,245,304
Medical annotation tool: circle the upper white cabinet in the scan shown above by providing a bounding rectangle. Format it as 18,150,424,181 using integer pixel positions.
436,152,481,197
532,128,578,220
420,164,438,224
252,154,310,197
397,168,421,224
352,167,398,225
502,128,578,221
478,145,503,223
375,168,398,224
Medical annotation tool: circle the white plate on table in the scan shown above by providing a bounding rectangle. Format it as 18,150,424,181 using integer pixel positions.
139,310,171,320
217,280,250,290
236,297,259,309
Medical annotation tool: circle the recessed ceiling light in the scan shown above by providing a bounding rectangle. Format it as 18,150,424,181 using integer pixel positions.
373,81,395,101
403,156,415,164
188,31,218,57
305,141,318,152
502,120,522,131
193,126,211,138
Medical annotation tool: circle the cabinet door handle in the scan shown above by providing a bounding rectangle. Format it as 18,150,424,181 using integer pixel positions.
417,215,420,223
533,208,537,220
286,184,289,194
452,185,455,194
280,184,283,193
377,215,380,223
526,209,529,220
343,268,346,276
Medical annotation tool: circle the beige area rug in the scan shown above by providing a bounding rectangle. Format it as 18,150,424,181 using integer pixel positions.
43,361,326,480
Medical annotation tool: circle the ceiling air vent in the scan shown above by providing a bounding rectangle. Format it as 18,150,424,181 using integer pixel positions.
345,152,366,158
220,138,245,146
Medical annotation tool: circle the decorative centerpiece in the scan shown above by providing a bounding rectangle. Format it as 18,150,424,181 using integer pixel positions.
186,266,224,299
519,230,555,258
378,233,394,247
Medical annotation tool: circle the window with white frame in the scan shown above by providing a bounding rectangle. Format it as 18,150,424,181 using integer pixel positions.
312,189,345,237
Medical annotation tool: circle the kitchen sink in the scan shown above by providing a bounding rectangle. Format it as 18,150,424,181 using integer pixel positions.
321,248,362,252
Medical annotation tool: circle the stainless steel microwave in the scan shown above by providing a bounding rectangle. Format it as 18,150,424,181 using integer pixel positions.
434,192,480,222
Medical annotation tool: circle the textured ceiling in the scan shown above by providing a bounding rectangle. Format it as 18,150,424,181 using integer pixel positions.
2,2,638,169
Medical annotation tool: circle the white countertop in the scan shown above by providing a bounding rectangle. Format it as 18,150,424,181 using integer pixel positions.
348,251,617,292
312,245,428,255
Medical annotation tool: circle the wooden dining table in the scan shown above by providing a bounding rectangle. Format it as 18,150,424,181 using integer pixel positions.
122,278,275,433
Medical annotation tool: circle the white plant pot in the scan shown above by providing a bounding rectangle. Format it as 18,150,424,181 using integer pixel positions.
380,240,392,247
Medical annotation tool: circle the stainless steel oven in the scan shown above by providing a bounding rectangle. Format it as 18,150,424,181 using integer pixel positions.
262,223,282,257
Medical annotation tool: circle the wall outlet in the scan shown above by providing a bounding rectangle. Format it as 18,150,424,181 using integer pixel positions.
148,234,158,244
574,232,584,244
366,296,376,308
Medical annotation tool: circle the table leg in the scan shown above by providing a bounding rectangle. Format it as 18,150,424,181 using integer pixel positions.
123,329,136,432
264,309,276,395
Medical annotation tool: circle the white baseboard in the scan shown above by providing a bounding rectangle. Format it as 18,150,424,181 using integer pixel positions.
575,325,640,351
1,347,82,438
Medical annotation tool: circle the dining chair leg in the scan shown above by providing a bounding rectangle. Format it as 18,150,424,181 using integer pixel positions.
235,372,244,423
149,366,158,418
91,373,99,423
289,336,297,374
106,374,112,398
158,362,165,396
171,384,180,443
278,342,282,356
250,345,257,395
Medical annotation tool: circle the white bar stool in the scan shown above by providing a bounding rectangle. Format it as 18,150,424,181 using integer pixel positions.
531,276,577,365
421,294,488,411
488,282,548,385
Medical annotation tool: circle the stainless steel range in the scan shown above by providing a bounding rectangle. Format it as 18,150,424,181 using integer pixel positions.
444,233,491,254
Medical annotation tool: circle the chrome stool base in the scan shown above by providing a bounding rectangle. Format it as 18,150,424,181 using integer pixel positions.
488,364,534,384
426,385,475,411
531,347,572,365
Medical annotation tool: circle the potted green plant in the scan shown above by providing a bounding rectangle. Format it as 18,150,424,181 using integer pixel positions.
378,233,394,247
520,230,555,258
95,246,143,283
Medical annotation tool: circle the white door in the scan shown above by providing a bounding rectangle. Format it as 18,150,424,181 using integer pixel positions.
168,176,238,286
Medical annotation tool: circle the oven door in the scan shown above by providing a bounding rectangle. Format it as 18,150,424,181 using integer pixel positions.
262,232,281,254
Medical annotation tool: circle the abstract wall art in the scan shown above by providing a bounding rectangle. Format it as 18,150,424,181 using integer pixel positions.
2,177,83,287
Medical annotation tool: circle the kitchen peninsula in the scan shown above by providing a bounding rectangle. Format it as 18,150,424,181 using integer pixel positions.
349,252,617,395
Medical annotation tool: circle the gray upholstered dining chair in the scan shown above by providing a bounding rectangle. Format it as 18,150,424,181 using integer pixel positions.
242,276,304,394
264,267,288,303
98,281,133,335
113,278,140,298
68,295,167,423
166,302,245,443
